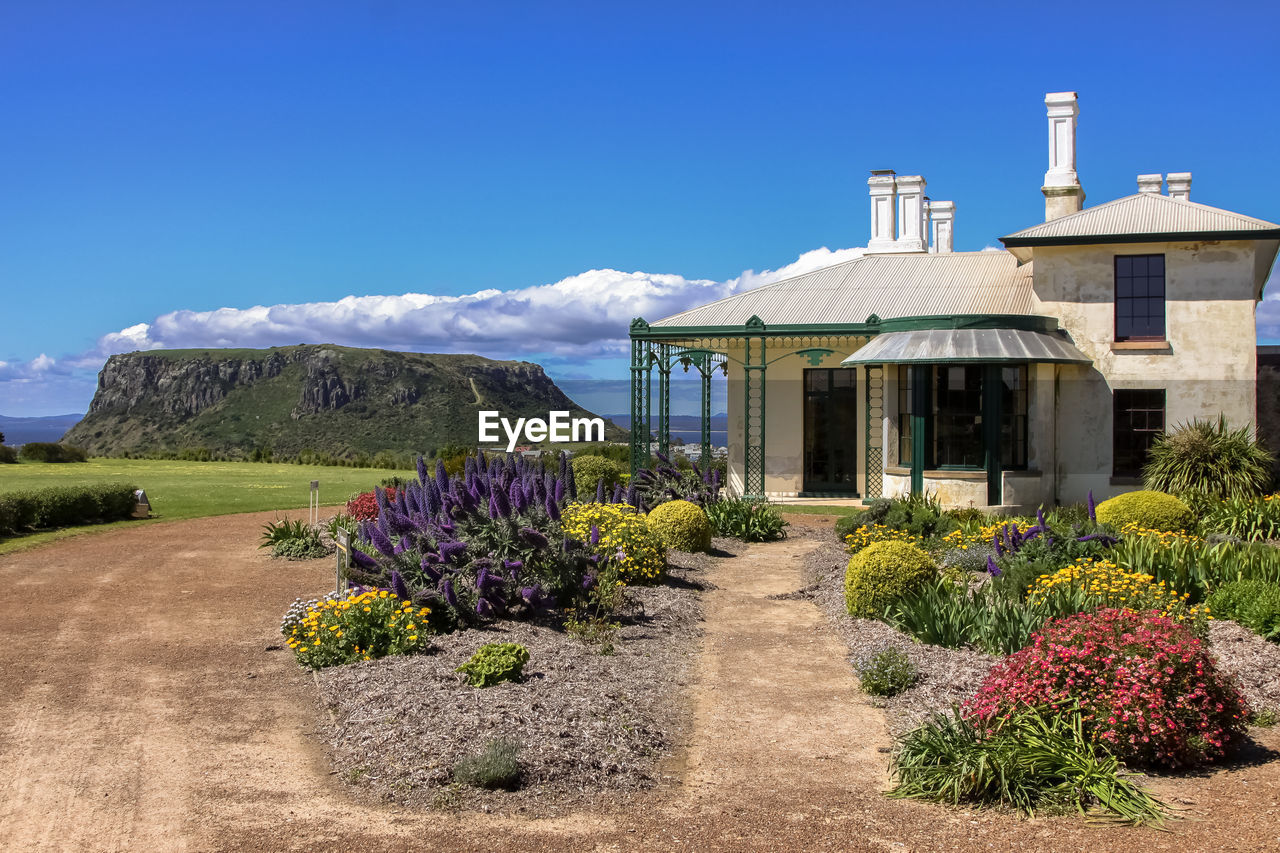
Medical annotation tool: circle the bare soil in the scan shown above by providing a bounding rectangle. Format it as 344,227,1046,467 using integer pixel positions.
1,511,1279,852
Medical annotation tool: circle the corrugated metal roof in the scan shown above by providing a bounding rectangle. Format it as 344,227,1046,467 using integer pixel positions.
1001,192,1280,245
841,328,1091,364
652,251,1033,328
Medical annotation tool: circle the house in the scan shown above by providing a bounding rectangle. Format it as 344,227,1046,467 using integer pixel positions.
627,92,1280,509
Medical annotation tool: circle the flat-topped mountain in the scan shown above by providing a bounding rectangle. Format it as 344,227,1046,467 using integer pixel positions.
64,345,624,459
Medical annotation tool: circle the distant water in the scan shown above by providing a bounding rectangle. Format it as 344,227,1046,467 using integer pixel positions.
670,430,728,447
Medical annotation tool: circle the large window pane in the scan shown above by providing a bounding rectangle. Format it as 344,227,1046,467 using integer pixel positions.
933,365,984,468
1115,253,1166,340
1000,365,1028,469
1113,389,1165,477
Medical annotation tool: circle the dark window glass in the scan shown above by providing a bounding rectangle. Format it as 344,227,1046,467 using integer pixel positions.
933,365,984,468
803,368,858,491
898,369,912,465
1113,389,1165,477
1115,253,1166,340
1001,365,1028,469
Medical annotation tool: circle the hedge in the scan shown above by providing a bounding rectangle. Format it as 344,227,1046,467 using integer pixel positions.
0,483,139,536
17,442,89,463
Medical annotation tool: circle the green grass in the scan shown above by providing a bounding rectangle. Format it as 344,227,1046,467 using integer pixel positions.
775,504,866,517
0,458,411,554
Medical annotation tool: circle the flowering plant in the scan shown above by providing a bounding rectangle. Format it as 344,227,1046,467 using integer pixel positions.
284,588,430,670
562,501,666,584
845,524,921,553
1026,557,1211,635
346,488,398,522
967,608,1249,769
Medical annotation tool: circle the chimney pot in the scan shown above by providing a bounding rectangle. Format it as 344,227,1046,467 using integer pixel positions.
929,200,955,253
894,175,927,252
1042,91,1085,220
1167,172,1192,200
1137,174,1163,194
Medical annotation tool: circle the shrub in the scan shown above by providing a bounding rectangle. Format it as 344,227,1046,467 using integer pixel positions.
887,578,1049,656
889,706,1166,823
0,482,138,535
260,517,329,559
570,455,627,500
1201,494,1280,541
844,523,922,553
844,540,936,617
855,648,918,697
562,501,666,584
968,609,1250,769
345,487,398,522
862,493,959,541
1095,490,1193,533
1026,557,1211,635
1113,526,1280,600
456,642,530,687
452,739,521,789
1143,416,1274,501
629,452,721,510
833,511,866,540
17,442,88,463
706,497,788,541
283,589,431,670
1207,580,1280,641
0,445,16,464
646,499,712,552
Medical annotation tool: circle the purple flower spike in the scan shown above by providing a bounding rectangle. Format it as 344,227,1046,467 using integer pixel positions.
596,479,606,504
488,493,499,520
582,572,596,590
1036,507,1047,529
986,556,1002,577
545,492,561,521
519,526,550,548
416,455,428,485
475,597,494,618
368,524,396,558
442,578,458,606
612,483,624,504
554,477,565,504
992,532,1004,557
391,570,411,601
350,547,377,569
439,540,468,563
590,525,600,546
493,486,511,519
1087,490,1097,522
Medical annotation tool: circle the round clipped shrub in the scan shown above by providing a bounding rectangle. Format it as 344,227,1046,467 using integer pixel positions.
855,647,918,697
1095,490,1193,533
646,499,713,553
571,455,627,499
562,501,667,583
967,608,1250,769
844,540,936,617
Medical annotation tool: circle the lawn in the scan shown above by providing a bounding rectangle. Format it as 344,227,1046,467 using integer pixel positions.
0,458,410,554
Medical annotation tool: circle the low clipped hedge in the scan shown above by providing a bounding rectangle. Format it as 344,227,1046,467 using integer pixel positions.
571,455,628,499
845,540,936,617
1095,490,1193,533
0,483,138,536
647,499,713,552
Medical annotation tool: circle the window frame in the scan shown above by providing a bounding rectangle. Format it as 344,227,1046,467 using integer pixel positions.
1114,253,1166,342
1112,388,1166,478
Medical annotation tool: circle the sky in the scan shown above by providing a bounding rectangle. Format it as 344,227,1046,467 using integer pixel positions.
2,0,1279,416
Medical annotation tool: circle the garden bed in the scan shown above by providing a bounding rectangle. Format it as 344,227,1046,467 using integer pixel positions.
798,526,1280,735
312,545,716,813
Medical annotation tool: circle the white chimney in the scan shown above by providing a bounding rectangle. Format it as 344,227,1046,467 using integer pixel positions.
1042,91,1085,221
922,198,932,251
929,200,955,253
1167,172,1192,200
867,170,898,251
1137,174,1163,194
895,175,927,252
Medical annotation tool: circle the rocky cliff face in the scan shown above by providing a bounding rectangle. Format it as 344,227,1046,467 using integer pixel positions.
65,345,621,458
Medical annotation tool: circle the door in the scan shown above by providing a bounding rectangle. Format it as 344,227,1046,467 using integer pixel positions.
803,368,859,494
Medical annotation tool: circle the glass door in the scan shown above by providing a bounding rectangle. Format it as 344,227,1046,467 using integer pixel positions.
803,368,859,493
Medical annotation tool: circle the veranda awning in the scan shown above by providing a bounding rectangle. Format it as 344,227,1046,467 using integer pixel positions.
840,327,1092,365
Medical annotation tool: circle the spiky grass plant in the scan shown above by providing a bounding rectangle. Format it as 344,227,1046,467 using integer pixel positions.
888,706,1166,824
1143,416,1274,501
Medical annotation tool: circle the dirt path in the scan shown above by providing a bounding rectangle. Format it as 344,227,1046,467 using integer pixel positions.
1,516,1278,852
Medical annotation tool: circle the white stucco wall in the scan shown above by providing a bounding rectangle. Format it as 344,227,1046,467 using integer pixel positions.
1031,240,1261,504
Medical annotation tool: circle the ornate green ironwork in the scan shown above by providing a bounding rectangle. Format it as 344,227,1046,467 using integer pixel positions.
656,343,671,458
676,348,723,464
629,333,651,475
743,317,767,497
864,365,884,499
794,347,836,367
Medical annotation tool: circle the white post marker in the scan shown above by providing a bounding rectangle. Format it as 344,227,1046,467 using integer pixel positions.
309,479,320,526
335,528,350,595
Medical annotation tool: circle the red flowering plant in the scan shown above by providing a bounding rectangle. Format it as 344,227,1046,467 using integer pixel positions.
966,608,1249,769
346,488,398,522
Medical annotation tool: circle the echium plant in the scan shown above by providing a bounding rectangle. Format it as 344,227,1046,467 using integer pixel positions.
347,452,647,630
630,452,722,511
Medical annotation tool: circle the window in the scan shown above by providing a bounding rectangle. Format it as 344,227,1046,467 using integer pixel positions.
1000,365,1028,469
897,368,912,465
933,365,984,468
1113,389,1165,478
1115,254,1165,340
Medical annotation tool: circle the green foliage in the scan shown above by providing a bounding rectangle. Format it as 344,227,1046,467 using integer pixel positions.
844,540,937,617
0,482,138,536
18,442,88,463
855,648,918,697
859,493,959,542
1208,580,1280,641
284,588,431,669
260,517,329,559
0,445,16,464
887,579,1050,656
572,443,631,464
888,706,1166,824
456,643,530,688
833,510,867,540
323,513,359,541
1143,416,1274,501
705,497,788,541
1201,495,1280,541
1095,490,1193,533
452,739,521,790
571,455,628,498
1113,532,1280,602
646,499,713,552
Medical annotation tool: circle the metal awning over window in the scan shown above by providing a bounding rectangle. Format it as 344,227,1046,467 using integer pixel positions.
840,327,1092,365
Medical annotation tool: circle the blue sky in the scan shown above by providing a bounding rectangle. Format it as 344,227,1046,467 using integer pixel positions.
2,0,1279,416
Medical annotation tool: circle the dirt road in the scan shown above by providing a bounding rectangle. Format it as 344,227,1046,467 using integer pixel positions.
1,513,1278,852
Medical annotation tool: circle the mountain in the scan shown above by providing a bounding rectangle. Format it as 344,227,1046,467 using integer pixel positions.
0,413,85,446
64,346,625,459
